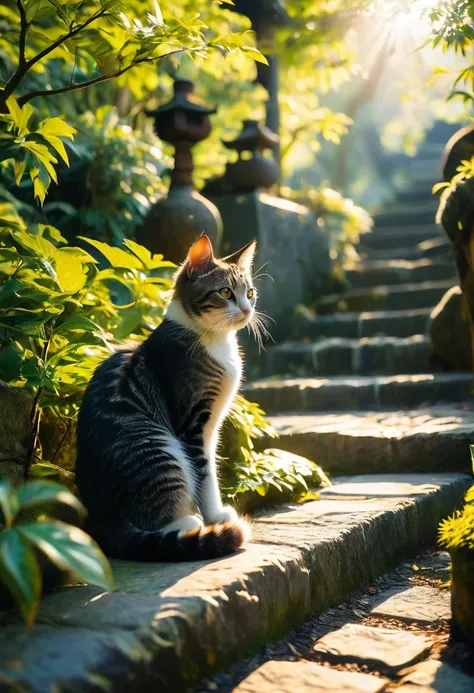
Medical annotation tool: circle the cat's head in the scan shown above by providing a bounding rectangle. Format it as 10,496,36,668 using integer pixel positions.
172,234,257,334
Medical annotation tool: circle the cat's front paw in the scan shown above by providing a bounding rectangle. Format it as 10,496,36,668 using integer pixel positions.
211,505,238,525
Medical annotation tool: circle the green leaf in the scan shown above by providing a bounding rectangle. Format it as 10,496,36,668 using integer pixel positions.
13,160,26,186
17,481,85,518
0,528,41,625
432,182,449,194
0,481,18,528
36,117,76,141
29,462,65,479
79,237,142,269
242,46,268,65
0,344,23,382
18,521,114,590
7,97,33,138
115,306,142,339
54,248,87,293
56,315,102,334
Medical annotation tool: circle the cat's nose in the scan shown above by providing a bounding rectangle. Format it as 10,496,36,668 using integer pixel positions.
241,307,251,315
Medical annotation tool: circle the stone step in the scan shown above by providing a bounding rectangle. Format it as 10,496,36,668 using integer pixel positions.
364,236,452,262
345,258,455,288
396,185,435,204
266,406,474,475
0,474,470,692
317,280,455,314
263,335,432,376
372,204,438,228
245,373,473,414
360,225,442,251
293,308,432,340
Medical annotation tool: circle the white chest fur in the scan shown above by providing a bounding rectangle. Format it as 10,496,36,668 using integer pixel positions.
202,332,241,462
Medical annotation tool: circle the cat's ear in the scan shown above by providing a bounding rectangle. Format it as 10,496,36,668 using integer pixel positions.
186,234,214,277
223,239,257,273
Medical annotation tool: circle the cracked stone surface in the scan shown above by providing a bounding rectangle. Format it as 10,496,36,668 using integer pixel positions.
370,586,451,625
313,624,432,673
233,660,389,693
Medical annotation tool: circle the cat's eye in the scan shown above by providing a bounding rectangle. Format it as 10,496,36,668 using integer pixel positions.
219,287,232,299
247,288,254,299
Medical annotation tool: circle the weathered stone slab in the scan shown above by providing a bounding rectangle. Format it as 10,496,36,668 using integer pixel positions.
233,660,389,693
267,408,474,475
0,474,469,692
397,659,474,692
293,309,431,341
317,279,455,314
245,374,473,414
346,258,455,289
313,624,432,673
264,336,431,377
370,586,450,624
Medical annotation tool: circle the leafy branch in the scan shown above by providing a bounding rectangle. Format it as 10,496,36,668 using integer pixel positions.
16,47,206,106
1,2,110,109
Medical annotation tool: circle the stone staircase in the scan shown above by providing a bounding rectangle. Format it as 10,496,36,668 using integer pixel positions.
245,132,474,476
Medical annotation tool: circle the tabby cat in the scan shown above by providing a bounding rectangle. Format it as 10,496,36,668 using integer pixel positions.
76,234,261,561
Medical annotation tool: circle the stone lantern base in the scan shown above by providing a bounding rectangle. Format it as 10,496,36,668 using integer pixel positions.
141,186,223,264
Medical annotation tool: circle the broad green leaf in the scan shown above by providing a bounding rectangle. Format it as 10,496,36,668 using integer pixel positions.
29,462,61,478
54,248,87,293
56,315,102,334
0,529,41,625
0,481,18,528
36,117,76,141
0,344,23,382
13,160,26,185
18,521,114,590
115,306,142,339
79,237,142,269
17,481,85,518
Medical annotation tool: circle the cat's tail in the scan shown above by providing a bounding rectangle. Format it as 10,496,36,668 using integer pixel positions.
86,517,250,562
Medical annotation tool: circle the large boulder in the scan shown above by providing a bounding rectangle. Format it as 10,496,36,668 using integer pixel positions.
429,286,472,371
0,381,33,485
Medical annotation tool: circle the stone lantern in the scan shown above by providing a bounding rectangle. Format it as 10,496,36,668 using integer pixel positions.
142,79,223,263
222,119,280,193
203,119,280,196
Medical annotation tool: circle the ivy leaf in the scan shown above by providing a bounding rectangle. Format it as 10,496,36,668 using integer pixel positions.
18,521,114,590
0,529,41,626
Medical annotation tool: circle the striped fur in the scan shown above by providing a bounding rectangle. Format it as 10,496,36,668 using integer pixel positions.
75,236,258,561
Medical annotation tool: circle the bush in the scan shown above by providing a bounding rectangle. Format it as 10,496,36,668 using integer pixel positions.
282,185,373,280
221,396,330,512
0,479,113,625
1,213,327,507
0,204,174,471
439,485,474,551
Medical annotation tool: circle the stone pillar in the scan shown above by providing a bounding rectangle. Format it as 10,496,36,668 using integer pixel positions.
227,0,290,168
203,120,330,342
141,80,223,264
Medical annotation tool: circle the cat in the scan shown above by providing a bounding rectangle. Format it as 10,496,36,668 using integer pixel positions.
75,234,261,562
